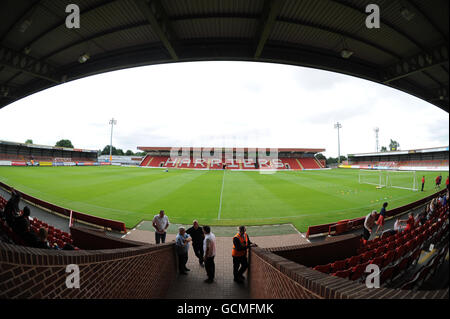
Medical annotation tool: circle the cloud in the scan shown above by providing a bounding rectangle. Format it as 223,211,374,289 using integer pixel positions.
0,61,447,158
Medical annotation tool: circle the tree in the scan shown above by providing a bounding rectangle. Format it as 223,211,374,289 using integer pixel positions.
55,139,74,148
125,150,134,156
380,146,388,152
25,139,33,144
101,145,125,156
315,153,326,160
101,145,116,155
389,139,400,151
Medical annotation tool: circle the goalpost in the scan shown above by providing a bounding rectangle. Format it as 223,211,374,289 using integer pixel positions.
358,169,386,188
358,169,418,191
386,170,418,191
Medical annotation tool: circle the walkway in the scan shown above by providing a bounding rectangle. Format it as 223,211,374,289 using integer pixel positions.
124,228,308,299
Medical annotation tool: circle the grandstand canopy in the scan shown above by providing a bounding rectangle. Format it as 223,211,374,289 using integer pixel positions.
138,146,325,155
348,145,449,157
0,139,97,153
0,0,448,112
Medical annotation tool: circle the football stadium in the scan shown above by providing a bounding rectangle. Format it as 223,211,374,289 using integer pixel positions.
0,0,449,307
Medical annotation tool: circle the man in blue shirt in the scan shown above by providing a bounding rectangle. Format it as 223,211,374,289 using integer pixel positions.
175,226,192,275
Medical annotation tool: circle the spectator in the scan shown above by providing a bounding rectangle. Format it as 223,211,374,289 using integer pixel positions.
394,218,405,232
186,220,205,267
152,210,169,244
417,210,427,226
34,227,51,249
4,191,21,227
203,225,216,284
362,210,378,243
398,213,415,232
12,206,31,235
232,226,255,284
375,202,388,235
175,226,191,275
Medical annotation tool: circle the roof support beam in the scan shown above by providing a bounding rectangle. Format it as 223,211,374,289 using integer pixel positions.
329,0,427,52
0,84,15,98
254,0,285,59
382,44,449,84
134,0,179,60
0,46,60,83
403,0,448,44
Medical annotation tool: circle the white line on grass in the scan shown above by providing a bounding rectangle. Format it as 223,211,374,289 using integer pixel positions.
217,169,226,220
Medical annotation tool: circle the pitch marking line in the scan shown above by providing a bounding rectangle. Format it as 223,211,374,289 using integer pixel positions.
217,169,226,220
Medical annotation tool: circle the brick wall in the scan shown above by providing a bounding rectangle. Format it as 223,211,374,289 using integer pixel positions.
70,226,145,250
268,234,361,267
249,247,449,299
0,241,177,299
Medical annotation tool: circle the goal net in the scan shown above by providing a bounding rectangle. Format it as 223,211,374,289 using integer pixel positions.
358,169,386,187
386,170,418,191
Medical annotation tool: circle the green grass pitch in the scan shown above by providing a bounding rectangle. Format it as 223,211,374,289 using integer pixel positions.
0,166,447,232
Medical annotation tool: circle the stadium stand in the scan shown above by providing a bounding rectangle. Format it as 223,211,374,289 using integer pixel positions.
312,201,448,289
0,195,77,250
139,153,324,170
347,146,449,171
0,140,98,166
0,182,126,232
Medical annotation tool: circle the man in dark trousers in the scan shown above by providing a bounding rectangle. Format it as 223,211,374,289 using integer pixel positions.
186,220,205,267
421,176,425,191
232,225,256,284
203,225,216,284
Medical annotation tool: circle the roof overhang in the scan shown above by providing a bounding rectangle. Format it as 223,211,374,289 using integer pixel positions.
0,1,448,112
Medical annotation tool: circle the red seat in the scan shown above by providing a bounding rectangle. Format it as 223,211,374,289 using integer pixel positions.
370,255,385,268
373,246,385,257
382,250,396,267
350,262,369,281
333,268,351,279
380,265,396,285
386,242,395,251
332,260,347,272
313,263,331,274
346,255,360,268
360,251,374,263
395,245,406,260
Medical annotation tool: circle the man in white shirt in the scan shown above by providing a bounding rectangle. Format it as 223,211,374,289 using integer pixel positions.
203,225,216,284
152,210,169,244
362,210,377,243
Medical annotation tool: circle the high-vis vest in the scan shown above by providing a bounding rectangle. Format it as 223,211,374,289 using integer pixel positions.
232,233,248,257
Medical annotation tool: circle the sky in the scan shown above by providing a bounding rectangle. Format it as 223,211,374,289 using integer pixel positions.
0,61,448,158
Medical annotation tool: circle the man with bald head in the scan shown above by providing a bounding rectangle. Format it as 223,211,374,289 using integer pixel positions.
186,220,205,267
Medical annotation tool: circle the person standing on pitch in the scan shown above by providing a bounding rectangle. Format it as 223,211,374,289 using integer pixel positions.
152,210,169,244
421,176,425,192
203,225,216,284
186,220,205,267
175,226,192,275
232,226,256,284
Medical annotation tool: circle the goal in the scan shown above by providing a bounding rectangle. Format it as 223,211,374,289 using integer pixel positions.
386,170,418,191
358,169,386,188
359,169,418,191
